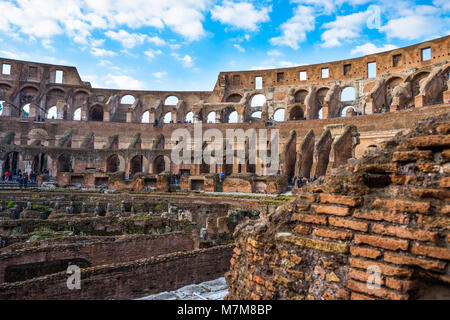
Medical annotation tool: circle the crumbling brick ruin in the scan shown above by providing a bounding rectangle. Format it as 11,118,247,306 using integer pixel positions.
225,114,450,300
0,36,448,300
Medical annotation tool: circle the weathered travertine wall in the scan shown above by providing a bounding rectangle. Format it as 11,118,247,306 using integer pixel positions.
0,232,195,284
225,114,450,300
0,245,233,300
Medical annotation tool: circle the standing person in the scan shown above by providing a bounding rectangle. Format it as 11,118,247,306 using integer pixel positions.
18,174,23,189
220,172,225,183
23,174,28,188
5,171,10,182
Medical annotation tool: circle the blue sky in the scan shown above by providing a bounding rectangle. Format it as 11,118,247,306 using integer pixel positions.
0,0,448,91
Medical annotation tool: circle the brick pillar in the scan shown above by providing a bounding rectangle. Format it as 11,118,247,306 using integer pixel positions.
415,95,425,107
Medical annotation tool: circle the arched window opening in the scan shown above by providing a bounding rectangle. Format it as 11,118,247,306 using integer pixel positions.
163,112,172,124
226,94,242,103
107,154,120,173
0,100,4,116
47,106,57,119
228,111,238,123
141,111,150,123
340,87,355,102
22,104,30,118
120,95,135,105
153,155,167,174
130,155,143,175
341,106,356,117
73,108,82,121
89,105,103,122
185,112,194,123
251,94,266,107
164,96,179,106
318,108,323,120
273,109,285,122
289,106,304,120
57,153,72,172
251,111,261,119
207,112,216,124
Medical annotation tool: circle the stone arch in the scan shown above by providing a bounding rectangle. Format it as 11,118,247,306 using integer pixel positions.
251,111,262,119
164,95,179,106
340,86,356,102
46,106,57,119
4,152,19,175
19,86,39,115
207,111,216,123
273,108,285,121
299,130,315,179
153,155,170,174
32,153,48,173
73,107,82,121
225,93,242,103
106,154,120,173
120,94,135,105
22,103,31,118
250,94,266,107
46,88,65,108
284,131,297,180
340,106,356,117
385,76,404,107
185,111,194,123
72,90,89,109
222,106,237,123
410,71,431,98
294,89,308,104
0,83,12,101
88,104,104,121
288,105,304,120
28,128,49,146
314,130,333,177
141,110,150,123
130,155,145,175
57,153,72,173
313,87,329,119
163,112,173,124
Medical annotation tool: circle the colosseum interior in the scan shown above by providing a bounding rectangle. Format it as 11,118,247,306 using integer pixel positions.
0,35,448,301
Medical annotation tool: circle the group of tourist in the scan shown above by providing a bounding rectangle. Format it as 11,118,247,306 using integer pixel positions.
1,169,49,188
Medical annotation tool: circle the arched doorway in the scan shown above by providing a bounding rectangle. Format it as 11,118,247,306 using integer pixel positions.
153,155,167,174
89,105,103,121
106,154,120,173
130,155,143,175
32,153,47,174
57,153,72,173
4,152,19,175
289,106,304,120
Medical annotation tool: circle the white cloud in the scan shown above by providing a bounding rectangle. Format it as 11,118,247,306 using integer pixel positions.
144,49,163,60
171,53,195,67
267,49,282,57
233,44,245,53
42,39,54,50
380,14,443,40
0,0,211,45
105,30,148,48
351,43,398,56
270,5,315,50
211,1,271,31
90,47,117,57
153,71,168,78
0,50,23,60
148,36,166,46
350,42,398,56
321,10,371,48
104,73,145,90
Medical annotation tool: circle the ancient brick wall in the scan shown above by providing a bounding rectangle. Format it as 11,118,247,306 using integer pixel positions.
0,232,194,284
225,114,449,300
0,245,233,300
